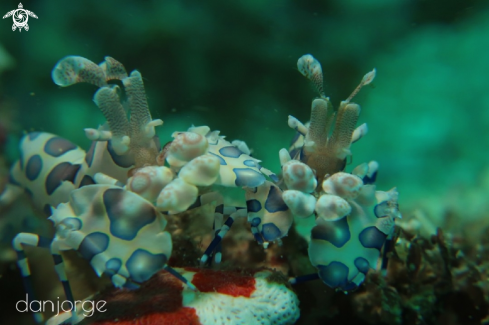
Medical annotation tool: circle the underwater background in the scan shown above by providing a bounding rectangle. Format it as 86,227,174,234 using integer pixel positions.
0,0,489,324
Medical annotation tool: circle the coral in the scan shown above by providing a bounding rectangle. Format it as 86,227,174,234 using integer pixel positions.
47,268,300,325
348,226,489,325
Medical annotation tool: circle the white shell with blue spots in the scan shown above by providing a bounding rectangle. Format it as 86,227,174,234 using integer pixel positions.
2,132,137,215
245,181,293,243
4,132,86,214
308,178,399,292
4,131,173,288
206,132,268,188
50,184,171,286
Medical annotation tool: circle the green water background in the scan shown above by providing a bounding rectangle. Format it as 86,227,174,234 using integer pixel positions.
1,0,489,224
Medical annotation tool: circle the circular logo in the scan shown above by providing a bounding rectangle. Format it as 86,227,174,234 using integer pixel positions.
13,9,28,28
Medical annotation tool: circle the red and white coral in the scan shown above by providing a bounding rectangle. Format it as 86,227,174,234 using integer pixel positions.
47,268,299,325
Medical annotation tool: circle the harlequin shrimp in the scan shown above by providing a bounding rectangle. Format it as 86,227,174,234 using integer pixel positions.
1,56,202,323
0,55,293,322
58,57,290,263
163,126,292,265
0,56,163,214
283,54,401,291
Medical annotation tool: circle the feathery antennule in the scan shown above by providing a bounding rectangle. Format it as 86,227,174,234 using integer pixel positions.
93,86,131,154
51,56,163,166
328,102,360,159
123,71,153,138
305,98,331,150
291,54,376,182
52,56,107,88
345,68,376,103
297,54,326,98
122,70,163,166
100,56,128,81
93,86,130,137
